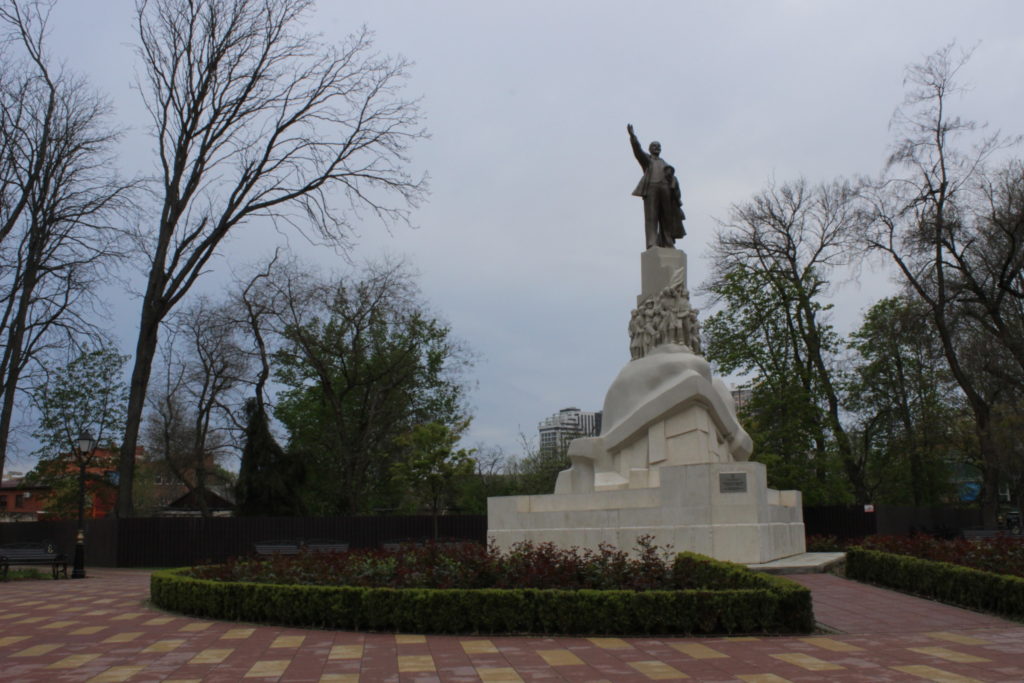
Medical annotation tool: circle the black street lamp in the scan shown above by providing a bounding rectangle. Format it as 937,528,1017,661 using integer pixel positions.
72,430,96,579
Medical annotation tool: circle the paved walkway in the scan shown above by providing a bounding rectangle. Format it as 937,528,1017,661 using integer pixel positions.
1,568,1022,682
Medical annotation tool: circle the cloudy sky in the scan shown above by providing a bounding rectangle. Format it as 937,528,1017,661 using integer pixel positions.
15,0,1024,466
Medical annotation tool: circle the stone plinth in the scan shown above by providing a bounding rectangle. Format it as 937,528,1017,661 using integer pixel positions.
487,244,805,564
488,461,803,564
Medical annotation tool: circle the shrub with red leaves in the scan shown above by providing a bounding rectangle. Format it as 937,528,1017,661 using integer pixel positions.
856,534,1024,577
805,533,1024,578
189,536,685,590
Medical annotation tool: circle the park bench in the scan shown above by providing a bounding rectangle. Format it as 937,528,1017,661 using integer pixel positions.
380,538,425,552
0,541,68,580
253,540,301,556
305,539,349,553
253,539,349,556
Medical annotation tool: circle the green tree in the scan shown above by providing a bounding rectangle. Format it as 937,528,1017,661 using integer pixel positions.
707,178,864,500
860,44,1022,524
391,421,475,538
452,446,518,513
703,266,849,503
29,346,128,517
846,296,961,505
235,398,306,516
116,0,427,516
273,261,471,515
506,434,572,496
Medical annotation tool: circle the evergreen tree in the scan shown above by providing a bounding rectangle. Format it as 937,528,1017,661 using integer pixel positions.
235,398,305,516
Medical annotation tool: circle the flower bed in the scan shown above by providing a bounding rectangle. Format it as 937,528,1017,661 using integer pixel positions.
150,541,814,636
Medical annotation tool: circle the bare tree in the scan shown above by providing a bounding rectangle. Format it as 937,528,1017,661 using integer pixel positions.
145,298,248,516
707,178,866,499
117,0,427,514
0,0,130,481
861,44,1020,525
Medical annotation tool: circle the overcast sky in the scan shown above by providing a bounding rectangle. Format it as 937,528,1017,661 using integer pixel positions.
10,0,1024,469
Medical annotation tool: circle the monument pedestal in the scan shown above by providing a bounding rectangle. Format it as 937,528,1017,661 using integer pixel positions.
489,461,803,564
487,246,805,563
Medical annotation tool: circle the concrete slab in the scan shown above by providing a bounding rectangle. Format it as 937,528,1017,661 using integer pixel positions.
747,551,846,574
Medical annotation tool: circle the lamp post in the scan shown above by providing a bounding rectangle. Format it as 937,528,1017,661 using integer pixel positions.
72,430,95,579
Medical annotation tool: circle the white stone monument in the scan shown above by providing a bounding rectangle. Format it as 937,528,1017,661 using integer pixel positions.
488,247,806,564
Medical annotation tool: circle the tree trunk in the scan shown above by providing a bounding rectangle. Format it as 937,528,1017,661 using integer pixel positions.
0,237,42,482
117,304,162,518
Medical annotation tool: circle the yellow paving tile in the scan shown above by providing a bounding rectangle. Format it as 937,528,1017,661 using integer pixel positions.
477,668,523,683
589,637,632,650
189,648,233,664
801,637,863,653
728,636,760,641
245,660,290,678
671,642,728,659
48,653,101,669
329,644,363,660
144,617,175,626
63,606,86,612
18,600,44,606
15,616,48,624
163,680,202,683
771,653,844,671
398,655,435,672
629,660,689,680
738,675,793,683
41,620,78,629
143,639,185,653
87,666,146,683
103,631,143,644
908,646,990,664
271,634,305,648
111,612,143,621
72,626,106,635
538,649,584,666
319,675,359,682
94,598,115,603
0,636,30,647
462,639,499,654
892,664,982,682
221,627,255,639
12,643,61,657
85,610,112,616
1,612,27,619
179,622,211,632
926,632,987,646
395,634,426,644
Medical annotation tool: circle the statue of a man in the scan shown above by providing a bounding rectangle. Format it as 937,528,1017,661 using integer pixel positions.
628,124,685,249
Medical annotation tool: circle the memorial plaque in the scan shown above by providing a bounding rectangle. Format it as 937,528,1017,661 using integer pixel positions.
719,472,747,493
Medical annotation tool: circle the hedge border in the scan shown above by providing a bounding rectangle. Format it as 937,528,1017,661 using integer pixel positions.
846,547,1024,621
150,552,814,636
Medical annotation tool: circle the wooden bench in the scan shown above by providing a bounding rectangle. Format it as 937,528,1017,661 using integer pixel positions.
0,541,68,580
253,540,349,556
253,540,301,556
305,539,349,554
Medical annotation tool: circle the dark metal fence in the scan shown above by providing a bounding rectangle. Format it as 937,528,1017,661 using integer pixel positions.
803,505,983,539
0,515,488,568
0,506,986,567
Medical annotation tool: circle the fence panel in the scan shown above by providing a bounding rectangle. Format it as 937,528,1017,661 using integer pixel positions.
802,506,877,539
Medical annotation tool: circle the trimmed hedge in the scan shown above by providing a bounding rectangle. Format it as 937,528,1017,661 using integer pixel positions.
150,551,814,635
846,547,1024,621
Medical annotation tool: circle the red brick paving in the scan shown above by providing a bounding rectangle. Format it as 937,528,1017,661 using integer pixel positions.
1,568,1022,682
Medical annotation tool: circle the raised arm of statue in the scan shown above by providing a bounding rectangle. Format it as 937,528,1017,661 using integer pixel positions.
627,123,649,169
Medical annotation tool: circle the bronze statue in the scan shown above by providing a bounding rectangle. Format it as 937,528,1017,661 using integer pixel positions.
628,124,686,249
